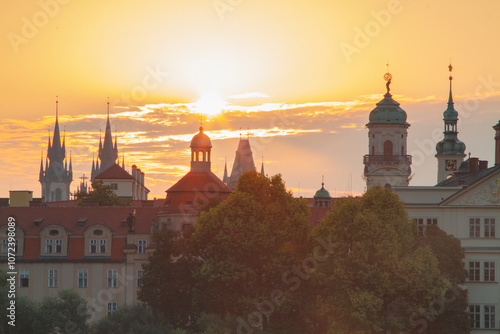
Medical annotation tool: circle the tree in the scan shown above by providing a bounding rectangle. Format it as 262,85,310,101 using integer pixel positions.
417,225,470,334
138,228,200,329
0,274,90,334
91,303,175,334
75,180,131,206
39,289,91,333
311,186,450,333
188,171,311,332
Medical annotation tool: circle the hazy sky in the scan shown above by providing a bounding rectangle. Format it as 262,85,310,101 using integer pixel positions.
2,0,500,199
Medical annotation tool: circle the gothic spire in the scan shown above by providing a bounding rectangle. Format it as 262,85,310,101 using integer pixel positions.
98,99,118,171
223,157,228,183
48,98,65,163
260,156,265,175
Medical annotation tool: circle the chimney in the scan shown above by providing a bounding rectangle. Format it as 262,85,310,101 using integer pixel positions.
132,165,137,180
479,160,488,171
469,157,479,174
494,121,500,166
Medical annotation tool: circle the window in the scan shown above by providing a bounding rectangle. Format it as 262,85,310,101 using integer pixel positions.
412,218,437,236
107,269,117,288
1,239,17,254
383,140,393,156
470,218,480,237
485,305,496,329
470,305,480,329
55,239,63,253
99,239,107,253
78,269,88,288
110,183,118,190
485,218,496,237
48,269,58,288
106,302,117,316
137,240,147,254
45,239,53,253
19,269,29,287
137,270,144,288
469,261,480,282
470,218,497,238
89,239,97,254
485,262,496,282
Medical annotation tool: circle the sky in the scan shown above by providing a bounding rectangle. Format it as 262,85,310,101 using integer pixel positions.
2,0,500,199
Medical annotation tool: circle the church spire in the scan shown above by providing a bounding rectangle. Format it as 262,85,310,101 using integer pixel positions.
39,151,44,181
48,98,65,164
98,98,118,171
260,156,265,175
223,157,228,183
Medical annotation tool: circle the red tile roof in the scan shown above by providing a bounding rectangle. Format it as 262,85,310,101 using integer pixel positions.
167,171,232,194
111,237,126,260
24,238,40,260
67,237,84,260
0,206,161,236
95,164,135,180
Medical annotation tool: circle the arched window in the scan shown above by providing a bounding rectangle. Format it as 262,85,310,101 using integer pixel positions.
371,146,375,156
401,145,404,155
383,140,393,156
196,151,200,161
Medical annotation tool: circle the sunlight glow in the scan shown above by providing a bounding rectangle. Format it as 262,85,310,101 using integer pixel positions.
195,92,226,117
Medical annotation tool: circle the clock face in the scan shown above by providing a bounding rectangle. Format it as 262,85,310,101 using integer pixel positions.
445,159,457,171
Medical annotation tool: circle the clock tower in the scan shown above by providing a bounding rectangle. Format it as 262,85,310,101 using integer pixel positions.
435,65,466,183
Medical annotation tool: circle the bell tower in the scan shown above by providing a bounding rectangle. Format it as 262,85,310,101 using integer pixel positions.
363,71,412,189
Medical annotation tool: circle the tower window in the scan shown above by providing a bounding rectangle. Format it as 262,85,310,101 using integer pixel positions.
401,146,404,155
383,140,393,156
371,146,375,156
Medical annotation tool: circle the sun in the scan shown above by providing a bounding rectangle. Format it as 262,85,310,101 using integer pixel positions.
195,92,226,117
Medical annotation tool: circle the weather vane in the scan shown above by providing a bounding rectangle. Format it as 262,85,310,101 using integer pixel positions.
384,63,392,94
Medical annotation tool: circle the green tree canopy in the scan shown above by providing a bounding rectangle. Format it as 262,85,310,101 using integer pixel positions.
188,171,311,331
75,180,131,206
311,186,449,333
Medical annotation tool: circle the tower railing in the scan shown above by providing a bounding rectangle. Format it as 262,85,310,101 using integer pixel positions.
363,155,412,164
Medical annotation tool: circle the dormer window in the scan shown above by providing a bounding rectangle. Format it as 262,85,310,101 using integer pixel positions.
85,226,111,256
41,226,66,256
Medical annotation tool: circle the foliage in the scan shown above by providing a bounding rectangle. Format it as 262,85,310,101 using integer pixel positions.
188,171,311,331
417,225,470,334
91,303,174,334
311,186,449,333
75,180,131,206
0,272,90,334
138,228,200,328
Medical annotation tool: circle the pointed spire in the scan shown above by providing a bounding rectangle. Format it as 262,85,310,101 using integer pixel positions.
48,98,64,163
223,157,228,183
122,151,125,169
99,98,118,170
69,151,73,174
48,129,51,150
260,156,264,175
448,63,454,106
39,151,44,180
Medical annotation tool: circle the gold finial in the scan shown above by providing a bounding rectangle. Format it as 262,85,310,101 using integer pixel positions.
199,115,204,131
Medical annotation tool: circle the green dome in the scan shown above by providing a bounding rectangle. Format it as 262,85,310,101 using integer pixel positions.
367,92,409,126
314,184,331,198
436,138,466,156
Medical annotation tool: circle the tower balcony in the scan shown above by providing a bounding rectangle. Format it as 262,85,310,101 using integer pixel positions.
363,154,412,165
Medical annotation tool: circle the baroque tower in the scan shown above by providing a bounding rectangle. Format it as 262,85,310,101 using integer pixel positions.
39,100,73,201
364,72,412,189
435,64,466,183
91,101,118,180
